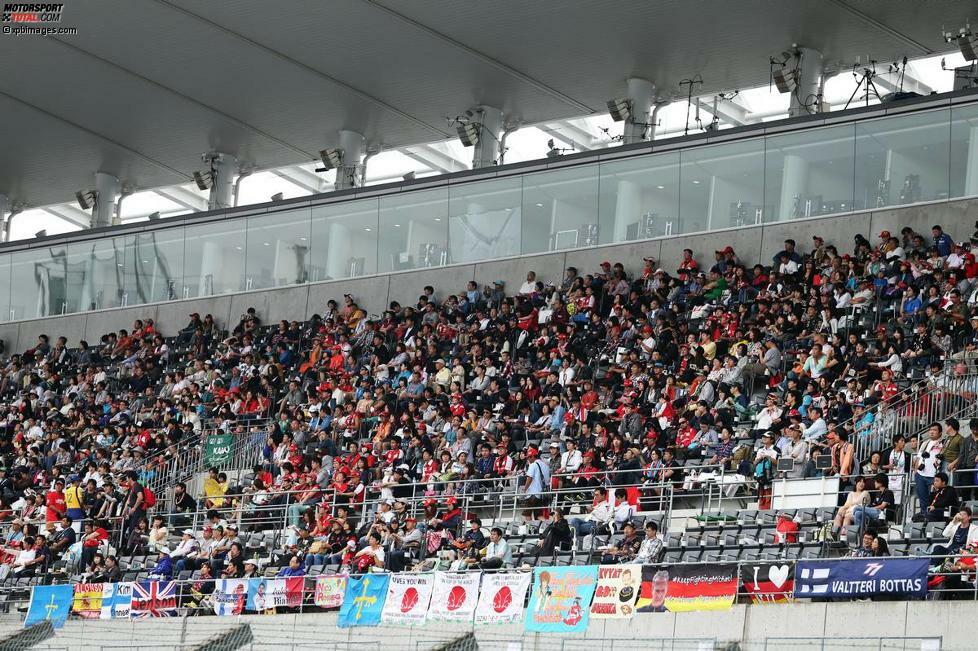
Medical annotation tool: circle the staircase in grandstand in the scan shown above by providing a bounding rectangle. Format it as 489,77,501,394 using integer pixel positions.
140,420,271,500
847,364,978,468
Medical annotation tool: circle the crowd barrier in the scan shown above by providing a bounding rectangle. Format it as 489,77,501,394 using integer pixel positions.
14,556,977,633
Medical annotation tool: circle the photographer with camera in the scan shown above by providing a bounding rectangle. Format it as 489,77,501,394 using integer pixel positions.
914,422,945,518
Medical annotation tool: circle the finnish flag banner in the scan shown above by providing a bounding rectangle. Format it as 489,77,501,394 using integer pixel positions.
793,559,928,599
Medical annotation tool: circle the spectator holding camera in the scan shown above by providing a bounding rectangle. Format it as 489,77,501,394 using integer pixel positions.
914,423,945,517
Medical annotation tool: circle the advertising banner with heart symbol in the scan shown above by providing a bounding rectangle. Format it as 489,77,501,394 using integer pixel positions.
739,562,795,603
381,572,434,626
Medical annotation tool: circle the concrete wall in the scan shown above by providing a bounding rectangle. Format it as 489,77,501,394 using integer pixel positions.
2,600,971,650
2,197,976,354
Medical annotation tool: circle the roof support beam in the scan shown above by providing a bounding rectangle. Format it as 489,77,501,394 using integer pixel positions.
874,71,934,97
153,186,208,212
154,0,451,138
360,0,594,114
271,167,327,194
401,144,469,174
825,0,932,55
44,205,93,230
694,97,748,127
537,122,598,151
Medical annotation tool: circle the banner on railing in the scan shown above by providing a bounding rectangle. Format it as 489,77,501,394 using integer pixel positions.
131,580,178,618
794,558,929,599
314,575,347,610
204,432,234,467
474,571,532,626
24,584,73,629
429,571,480,624
72,582,133,620
214,579,250,616
381,572,434,626
590,564,641,618
338,574,389,628
740,562,794,604
636,564,737,613
525,566,598,633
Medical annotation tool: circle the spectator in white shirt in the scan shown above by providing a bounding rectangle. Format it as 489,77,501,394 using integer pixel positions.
519,271,537,295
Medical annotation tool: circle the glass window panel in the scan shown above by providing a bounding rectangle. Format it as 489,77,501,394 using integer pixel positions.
0,255,9,322
447,177,521,263
245,208,312,290
65,238,126,313
764,123,855,222
124,227,185,305
309,199,378,281
10,245,67,320
598,151,680,243
378,188,448,273
950,103,978,199
183,218,246,299
855,109,950,210
521,165,599,253
678,139,765,234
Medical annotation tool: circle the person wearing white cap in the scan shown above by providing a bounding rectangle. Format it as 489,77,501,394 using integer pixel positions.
171,529,200,574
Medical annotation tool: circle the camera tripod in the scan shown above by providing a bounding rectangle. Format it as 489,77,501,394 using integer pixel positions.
844,61,882,110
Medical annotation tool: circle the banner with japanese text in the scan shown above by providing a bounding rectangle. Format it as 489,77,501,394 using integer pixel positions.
381,572,434,626
525,566,598,633
590,564,641,618
428,571,480,623
474,571,532,626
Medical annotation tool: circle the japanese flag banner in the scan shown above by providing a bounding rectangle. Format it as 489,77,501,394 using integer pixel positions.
381,572,434,626
474,571,532,626
428,571,480,623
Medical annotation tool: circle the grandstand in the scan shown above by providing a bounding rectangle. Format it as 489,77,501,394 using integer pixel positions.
1,2,978,650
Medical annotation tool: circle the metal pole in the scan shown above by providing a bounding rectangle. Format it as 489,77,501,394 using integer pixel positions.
93,171,121,229
208,153,237,210
472,106,503,169
623,78,655,144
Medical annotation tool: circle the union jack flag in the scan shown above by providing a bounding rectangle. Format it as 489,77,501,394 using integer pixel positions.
130,580,178,618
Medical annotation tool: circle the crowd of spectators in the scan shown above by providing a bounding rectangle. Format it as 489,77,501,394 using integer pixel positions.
0,222,978,588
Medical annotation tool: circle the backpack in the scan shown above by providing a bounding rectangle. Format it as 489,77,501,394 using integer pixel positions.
143,487,157,509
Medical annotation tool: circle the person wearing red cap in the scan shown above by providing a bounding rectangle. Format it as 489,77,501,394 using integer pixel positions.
521,447,550,521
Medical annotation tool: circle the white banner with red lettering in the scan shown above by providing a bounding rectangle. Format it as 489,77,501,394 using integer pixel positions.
590,564,641,619
474,571,532,625
428,571,480,623
381,573,434,626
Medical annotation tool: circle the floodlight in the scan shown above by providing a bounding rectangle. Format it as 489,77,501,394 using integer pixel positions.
34,229,47,238
959,32,978,61
192,170,213,191
606,98,632,122
402,171,416,181
318,148,344,170
147,212,161,221
456,123,480,147
772,66,798,94
75,190,97,210
270,192,284,202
